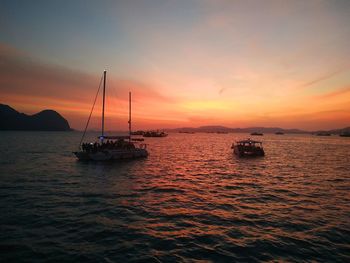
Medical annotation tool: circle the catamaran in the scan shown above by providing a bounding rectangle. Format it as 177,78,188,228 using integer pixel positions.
73,70,148,161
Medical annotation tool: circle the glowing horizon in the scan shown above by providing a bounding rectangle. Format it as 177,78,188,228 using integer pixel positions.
1,0,349,131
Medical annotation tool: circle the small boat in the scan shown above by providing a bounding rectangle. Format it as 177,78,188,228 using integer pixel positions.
316,133,331,136
179,131,195,134
275,131,284,135
73,70,148,161
232,138,265,157
340,132,350,137
143,130,168,137
251,132,263,136
131,130,145,135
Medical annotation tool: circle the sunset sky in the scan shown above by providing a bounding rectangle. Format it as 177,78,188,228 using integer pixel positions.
1,0,349,130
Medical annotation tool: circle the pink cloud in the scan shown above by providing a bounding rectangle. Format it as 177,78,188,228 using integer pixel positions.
0,43,179,129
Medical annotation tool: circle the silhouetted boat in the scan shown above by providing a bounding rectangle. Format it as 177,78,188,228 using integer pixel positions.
143,130,168,137
339,132,350,137
316,133,331,136
275,131,284,135
73,70,148,161
251,132,263,136
131,130,145,135
179,131,195,134
232,138,265,157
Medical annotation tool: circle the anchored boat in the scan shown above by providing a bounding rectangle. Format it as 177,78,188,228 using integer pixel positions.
232,138,265,157
143,130,168,137
316,132,331,136
73,70,148,161
340,132,350,137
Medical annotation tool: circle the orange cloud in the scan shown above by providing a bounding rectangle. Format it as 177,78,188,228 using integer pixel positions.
313,86,350,99
1,43,350,131
0,44,181,130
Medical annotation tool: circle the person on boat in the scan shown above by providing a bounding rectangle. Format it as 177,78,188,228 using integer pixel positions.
82,143,88,152
93,142,98,152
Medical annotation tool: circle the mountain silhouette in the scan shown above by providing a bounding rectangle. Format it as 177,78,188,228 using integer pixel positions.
0,104,71,131
169,125,350,134
169,125,307,134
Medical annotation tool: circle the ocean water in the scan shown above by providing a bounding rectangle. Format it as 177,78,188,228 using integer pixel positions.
0,131,349,262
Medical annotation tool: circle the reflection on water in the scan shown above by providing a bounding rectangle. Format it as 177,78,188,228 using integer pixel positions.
0,132,349,262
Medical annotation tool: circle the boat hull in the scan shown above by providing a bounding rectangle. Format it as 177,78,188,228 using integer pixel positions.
74,148,148,161
233,145,265,157
143,134,168,137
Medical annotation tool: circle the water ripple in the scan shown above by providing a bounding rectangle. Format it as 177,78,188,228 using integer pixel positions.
1,132,350,262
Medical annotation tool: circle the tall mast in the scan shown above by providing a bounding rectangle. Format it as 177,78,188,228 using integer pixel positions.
102,70,106,139
128,91,131,142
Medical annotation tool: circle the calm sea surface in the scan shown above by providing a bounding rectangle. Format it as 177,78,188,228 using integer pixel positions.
0,131,349,262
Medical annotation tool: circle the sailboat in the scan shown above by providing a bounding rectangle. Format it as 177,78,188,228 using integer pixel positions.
73,70,148,161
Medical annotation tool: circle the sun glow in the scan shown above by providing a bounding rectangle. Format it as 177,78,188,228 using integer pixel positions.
1,1,350,130
182,100,232,112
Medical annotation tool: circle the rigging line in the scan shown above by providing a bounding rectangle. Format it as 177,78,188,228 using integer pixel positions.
78,73,104,150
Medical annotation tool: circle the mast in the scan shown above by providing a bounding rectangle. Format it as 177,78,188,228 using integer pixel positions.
128,91,131,142
102,70,106,139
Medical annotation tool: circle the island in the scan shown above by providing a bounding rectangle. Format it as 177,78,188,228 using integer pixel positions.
0,104,72,131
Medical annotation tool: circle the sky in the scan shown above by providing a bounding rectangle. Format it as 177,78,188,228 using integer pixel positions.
0,0,349,131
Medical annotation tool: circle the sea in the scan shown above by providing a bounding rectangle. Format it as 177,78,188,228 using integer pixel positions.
0,131,349,262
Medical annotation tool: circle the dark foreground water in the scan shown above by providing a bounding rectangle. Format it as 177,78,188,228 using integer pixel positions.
0,131,349,262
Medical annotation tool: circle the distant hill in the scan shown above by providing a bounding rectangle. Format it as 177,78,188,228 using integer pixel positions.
0,104,71,131
169,125,307,134
313,127,350,135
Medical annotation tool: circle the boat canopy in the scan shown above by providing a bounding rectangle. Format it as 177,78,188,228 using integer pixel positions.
236,138,262,144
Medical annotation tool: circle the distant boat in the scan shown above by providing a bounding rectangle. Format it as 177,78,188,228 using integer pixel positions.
275,131,284,135
131,130,145,135
251,132,263,136
143,130,168,137
339,132,350,137
232,138,265,157
73,70,148,161
216,131,228,134
179,131,195,134
316,133,331,136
